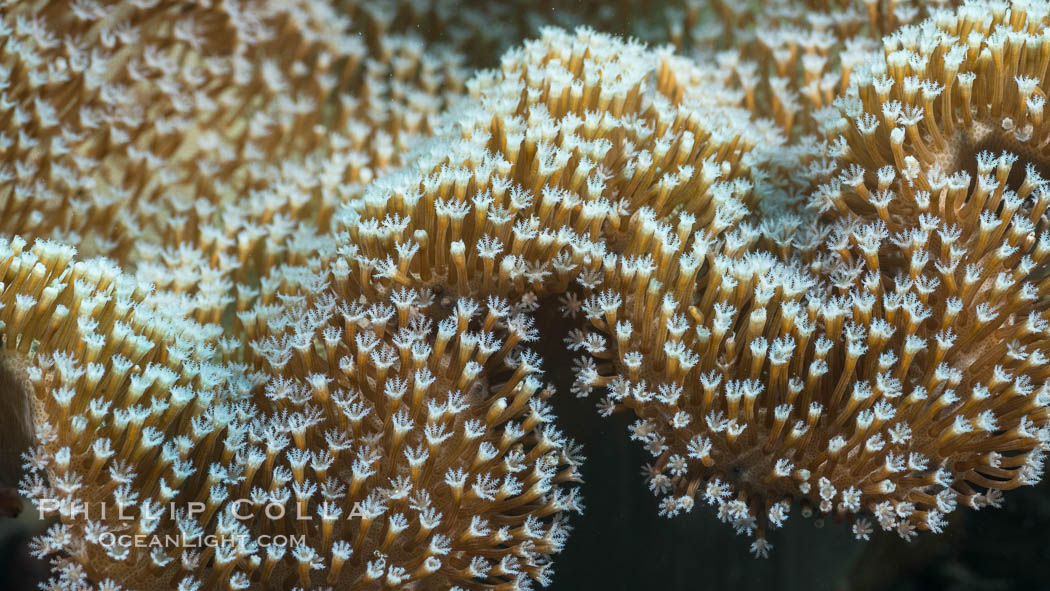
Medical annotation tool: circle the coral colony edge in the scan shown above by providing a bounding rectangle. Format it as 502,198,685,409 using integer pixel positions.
1,0,1049,590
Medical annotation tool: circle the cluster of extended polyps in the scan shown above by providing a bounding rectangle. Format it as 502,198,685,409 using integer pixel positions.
813,0,1050,215
572,161,1050,556
535,1,1050,561
5,239,584,590
0,0,470,285
236,277,583,589
677,0,959,218
125,28,471,297
571,205,828,557
563,0,1050,557
809,0,1050,534
331,26,779,302
682,0,956,136
1,1,353,257
0,237,263,590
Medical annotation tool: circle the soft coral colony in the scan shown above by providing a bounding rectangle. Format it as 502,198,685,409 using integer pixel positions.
1,2,1049,591
0,1,579,589
587,0,1050,555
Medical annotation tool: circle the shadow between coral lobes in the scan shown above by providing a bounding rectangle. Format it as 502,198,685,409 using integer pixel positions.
537,303,860,591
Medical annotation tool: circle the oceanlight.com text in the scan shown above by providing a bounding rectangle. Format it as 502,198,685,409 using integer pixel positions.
97,533,305,549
